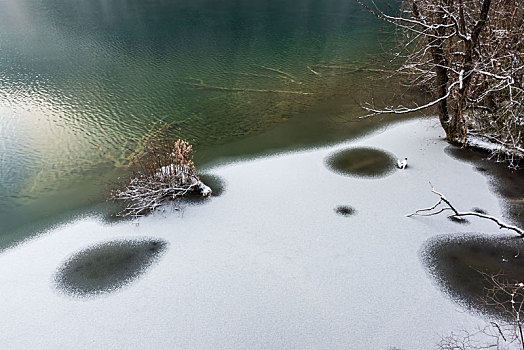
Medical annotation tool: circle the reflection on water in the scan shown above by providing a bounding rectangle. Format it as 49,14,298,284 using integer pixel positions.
326,147,396,178
0,0,410,248
421,233,524,319
54,238,168,296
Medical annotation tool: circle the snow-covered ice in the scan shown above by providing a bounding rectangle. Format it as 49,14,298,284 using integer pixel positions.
0,118,512,349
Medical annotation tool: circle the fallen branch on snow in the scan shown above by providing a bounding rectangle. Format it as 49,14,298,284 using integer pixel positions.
407,183,524,236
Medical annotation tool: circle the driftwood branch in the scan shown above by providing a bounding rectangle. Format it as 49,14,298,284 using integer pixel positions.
407,183,524,236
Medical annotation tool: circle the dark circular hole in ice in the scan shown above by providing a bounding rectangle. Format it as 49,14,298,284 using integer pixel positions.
421,233,524,320
326,147,396,178
447,216,470,225
335,205,356,217
54,238,168,297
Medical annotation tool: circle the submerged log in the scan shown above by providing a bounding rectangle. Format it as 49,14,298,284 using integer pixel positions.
183,80,313,95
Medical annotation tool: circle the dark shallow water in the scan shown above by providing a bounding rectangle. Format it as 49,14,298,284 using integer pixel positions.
55,238,168,296
421,233,524,320
326,147,397,178
445,146,524,229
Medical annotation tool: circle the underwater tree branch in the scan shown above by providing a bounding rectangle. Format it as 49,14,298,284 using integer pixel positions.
182,80,313,95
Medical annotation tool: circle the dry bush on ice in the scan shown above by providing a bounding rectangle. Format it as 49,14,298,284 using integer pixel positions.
109,125,211,218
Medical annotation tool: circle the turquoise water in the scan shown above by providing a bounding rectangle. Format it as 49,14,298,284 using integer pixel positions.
0,0,405,248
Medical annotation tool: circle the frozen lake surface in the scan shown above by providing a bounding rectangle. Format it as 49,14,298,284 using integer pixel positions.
0,119,515,349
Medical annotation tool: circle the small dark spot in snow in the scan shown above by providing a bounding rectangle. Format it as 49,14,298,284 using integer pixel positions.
472,207,488,215
448,216,470,225
335,205,356,216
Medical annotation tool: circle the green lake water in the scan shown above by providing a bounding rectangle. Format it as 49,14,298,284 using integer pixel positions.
0,0,412,249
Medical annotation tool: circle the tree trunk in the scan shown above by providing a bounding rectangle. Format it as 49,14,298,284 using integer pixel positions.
429,2,455,141
449,0,492,144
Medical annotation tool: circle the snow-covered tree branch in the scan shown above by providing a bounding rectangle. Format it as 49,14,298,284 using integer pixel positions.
407,183,524,236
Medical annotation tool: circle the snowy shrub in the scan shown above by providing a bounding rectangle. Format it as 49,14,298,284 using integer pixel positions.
109,125,211,218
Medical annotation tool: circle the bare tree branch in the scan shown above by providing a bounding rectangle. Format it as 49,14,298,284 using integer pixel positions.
407,183,524,236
